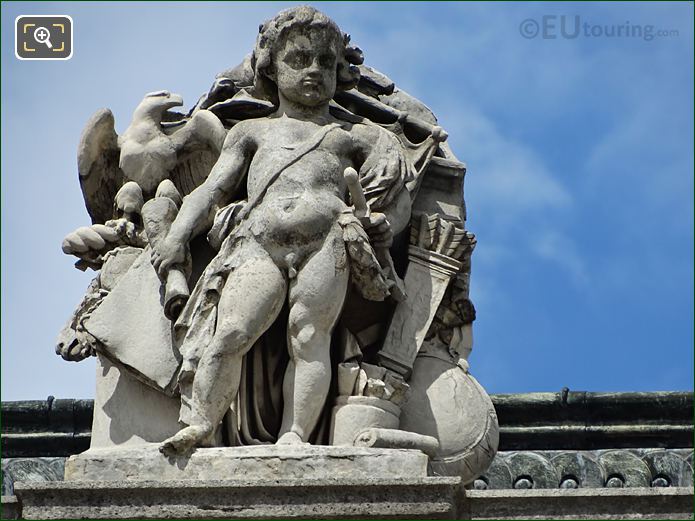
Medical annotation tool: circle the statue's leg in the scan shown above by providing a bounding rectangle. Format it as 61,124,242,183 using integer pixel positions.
161,246,286,454
277,232,349,444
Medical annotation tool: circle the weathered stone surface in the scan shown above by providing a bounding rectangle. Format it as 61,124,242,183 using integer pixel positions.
474,455,513,490
506,452,560,489
475,448,694,490
89,355,181,449
410,157,466,221
15,477,463,520
12,481,693,520
330,396,401,446
2,457,64,495
1,495,19,520
353,428,440,457
85,253,181,394
641,449,694,487
598,450,652,488
550,452,604,489
465,487,695,520
64,445,429,482
378,247,459,377
400,352,498,484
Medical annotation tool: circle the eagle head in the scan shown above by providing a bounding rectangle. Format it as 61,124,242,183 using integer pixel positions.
134,90,184,120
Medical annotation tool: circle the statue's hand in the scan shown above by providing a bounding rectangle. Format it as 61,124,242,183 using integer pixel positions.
364,212,393,248
151,236,186,277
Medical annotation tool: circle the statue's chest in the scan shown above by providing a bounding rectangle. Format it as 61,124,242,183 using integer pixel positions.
259,124,352,157
249,128,351,187
248,145,343,191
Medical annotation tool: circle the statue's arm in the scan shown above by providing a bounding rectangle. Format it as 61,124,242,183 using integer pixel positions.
351,124,412,236
173,127,254,240
152,123,255,274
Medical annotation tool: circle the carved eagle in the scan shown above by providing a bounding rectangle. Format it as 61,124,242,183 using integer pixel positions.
77,90,226,225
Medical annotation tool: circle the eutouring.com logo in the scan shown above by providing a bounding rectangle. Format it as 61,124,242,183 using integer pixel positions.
519,15,679,41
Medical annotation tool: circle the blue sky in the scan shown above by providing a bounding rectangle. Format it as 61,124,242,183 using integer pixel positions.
2,2,693,401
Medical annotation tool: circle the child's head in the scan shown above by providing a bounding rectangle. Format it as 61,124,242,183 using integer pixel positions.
252,6,363,106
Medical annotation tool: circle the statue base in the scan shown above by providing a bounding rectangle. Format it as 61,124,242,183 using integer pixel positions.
64,444,430,482
13,479,694,520
15,444,465,519
14,475,464,519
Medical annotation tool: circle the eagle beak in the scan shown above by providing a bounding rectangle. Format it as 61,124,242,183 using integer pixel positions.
165,93,184,109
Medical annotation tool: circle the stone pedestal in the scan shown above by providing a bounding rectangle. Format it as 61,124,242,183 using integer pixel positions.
14,445,465,519
64,445,429,482
14,477,464,520
13,480,693,520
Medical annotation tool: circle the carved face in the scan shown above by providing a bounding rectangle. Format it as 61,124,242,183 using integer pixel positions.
272,26,339,107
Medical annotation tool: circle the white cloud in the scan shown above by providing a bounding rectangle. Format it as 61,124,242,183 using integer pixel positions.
532,229,588,285
450,104,572,217
441,104,584,286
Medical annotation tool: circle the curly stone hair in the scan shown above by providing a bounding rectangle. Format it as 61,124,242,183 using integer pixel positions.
252,6,363,106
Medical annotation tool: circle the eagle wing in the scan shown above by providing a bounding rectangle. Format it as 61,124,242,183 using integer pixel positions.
168,110,226,197
170,146,219,197
77,109,123,224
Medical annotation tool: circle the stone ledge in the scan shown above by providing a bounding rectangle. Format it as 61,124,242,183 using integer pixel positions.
13,481,693,520
14,477,464,520
64,444,430,482
465,487,695,520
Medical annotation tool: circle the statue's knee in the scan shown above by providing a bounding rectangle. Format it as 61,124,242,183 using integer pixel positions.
211,326,252,357
289,319,316,345
288,320,331,361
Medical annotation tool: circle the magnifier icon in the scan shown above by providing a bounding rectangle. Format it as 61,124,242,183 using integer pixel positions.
33,26,53,49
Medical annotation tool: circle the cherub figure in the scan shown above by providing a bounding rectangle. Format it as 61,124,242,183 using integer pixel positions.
153,6,419,453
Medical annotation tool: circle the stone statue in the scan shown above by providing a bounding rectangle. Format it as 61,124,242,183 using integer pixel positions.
152,7,423,453
57,5,498,487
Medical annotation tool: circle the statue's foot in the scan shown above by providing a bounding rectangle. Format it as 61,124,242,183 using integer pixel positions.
276,431,306,445
159,425,211,455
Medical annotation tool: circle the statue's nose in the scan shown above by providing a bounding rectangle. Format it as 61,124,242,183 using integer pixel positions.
307,58,322,74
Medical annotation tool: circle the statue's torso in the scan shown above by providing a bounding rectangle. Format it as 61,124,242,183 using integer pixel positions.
242,117,354,248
